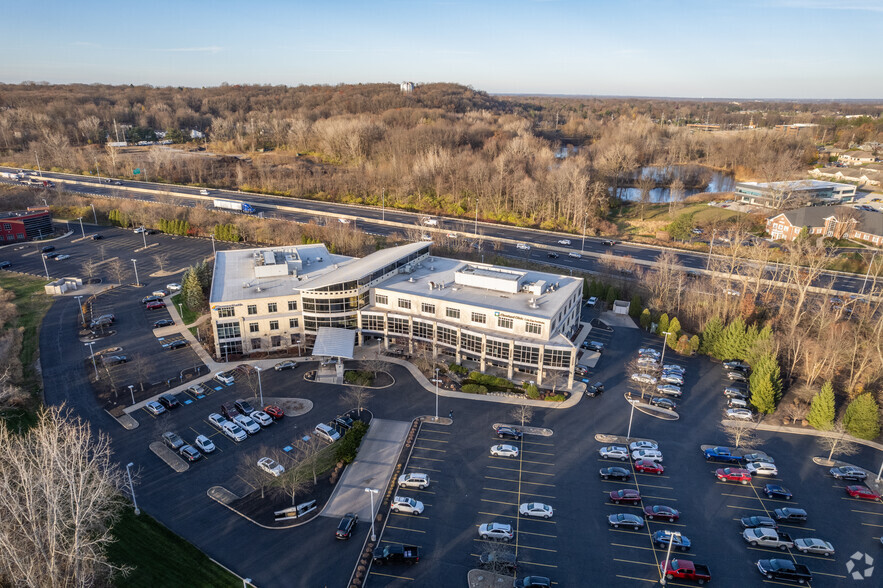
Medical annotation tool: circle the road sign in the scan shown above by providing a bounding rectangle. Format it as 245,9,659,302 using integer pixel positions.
133,168,141,175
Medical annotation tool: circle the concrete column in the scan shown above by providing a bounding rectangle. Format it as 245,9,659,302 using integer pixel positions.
567,345,576,390
536,344,545,387
506,342,514,379
479,334,487,372
455,326,462,363
383,312,390,350
407,317,414,353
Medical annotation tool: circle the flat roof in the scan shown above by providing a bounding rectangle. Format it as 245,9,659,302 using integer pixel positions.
376,256,581,322
735,179,854,191
300,242,430,291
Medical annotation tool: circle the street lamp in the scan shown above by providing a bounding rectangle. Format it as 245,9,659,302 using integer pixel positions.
861,250,878,294
74,295,86,327
128,384,136,406
255,366,264,407
474,197,479,236
77,216,86,239
243,579,252,588
211,233,216,255
381,188,385,222
706,229,717,271
659,531,682,585
131,259,140,286
84,342,99,378
40,253,49,279
140,228,147,249
125,462,140,515
626,399,637,439
581,212,588,252
659,331,673,367
364,487,379,541
41,197,48,207
434,367,440,421
90,203,98,224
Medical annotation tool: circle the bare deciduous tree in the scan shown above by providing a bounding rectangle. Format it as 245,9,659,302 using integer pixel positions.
80,257,98,280
344,386,372,416
721,420,759,449
817,421,861,464
152,252,170,272
237,449,273,499
106,258,128,285
510,403,534,427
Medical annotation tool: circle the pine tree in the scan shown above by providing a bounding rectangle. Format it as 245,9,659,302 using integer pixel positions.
667,317,681,349
715,317,747,360
182,267,205,312
843,393,881,440
749,353,782,414
656,313,669,337
699,317,723,355
605,285,617,305
582,278,590,300
629,294,642,318
639,308,651,330
807,382,836,431
689,335,700,354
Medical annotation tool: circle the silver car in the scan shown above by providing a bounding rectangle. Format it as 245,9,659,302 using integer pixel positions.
794,538,834,556
631,373,658,385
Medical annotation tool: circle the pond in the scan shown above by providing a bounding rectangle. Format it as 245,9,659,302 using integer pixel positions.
615,165,735,202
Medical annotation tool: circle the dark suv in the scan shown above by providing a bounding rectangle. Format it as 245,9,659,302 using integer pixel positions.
335,513,358,539
220,403,240,420
40,245,55,253
162,431,185,450
495,426,523,440
234,399,255,415
586,382,605,397
158,394,180,409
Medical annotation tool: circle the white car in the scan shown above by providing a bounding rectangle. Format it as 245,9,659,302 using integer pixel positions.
656,384,682,397
338,218,350,224
398,473,430,489
631,373,658,385
199,189,210,195
207,413,228,430
568,252,582,259
490,444,519,458
194,434,215,453
516,243,530,250
794,538,835,556
145,401,165,416
727,398,748,409
519,502,553,519
558,239,571,245
166,283,182,292
258,457,285,477
314,423,341,443
638,348,661,358
637,357,659,367
746,462,778,476
446,232,458,239
726,408,754,421
133,226,146,233
629,440,658,452
250,410,273,427
234,414,260,435
221,421,247,442
391,496,424,515
632,449,663,462
478,522,514,541
599,446,629,461
585,296,597,307
663,365,685,373
214,371,235,385
55,254,71,260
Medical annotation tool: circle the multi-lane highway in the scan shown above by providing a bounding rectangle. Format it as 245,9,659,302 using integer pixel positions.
1,165,877,296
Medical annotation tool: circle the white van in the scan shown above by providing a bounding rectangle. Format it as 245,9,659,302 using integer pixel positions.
314,423,341,443
423,218,438,226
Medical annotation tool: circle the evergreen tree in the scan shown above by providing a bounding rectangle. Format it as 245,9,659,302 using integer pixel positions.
583,278,590,300
715,317,748,360
639,308,651,330
182,267,205,312
666,317,681,349
605,285,617,305
749,353,782,414
699,317,723,355
843,393,881,440
807,382,836,431
629,294,642,318
656,313,669,337
689,335,700,354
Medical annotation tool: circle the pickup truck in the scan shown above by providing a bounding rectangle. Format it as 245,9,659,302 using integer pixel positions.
743,528,794,550
756,559,812,584
373,544,420,566
703,446,744,463
661,559,711,585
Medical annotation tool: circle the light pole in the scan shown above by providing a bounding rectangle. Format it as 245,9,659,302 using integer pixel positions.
474,197,479,236
125,462,140,515
41,253,50,279
659,531,682,585
140,228,147,249
77,216,86,239
381,188,385,222
706,229,716,271
434,367,440,421
74,295,86,327
35,151,42,176
861,250,878,294
128,384,136,406
90,203,98,224
177,302,183,323
364,487,379,541
41,197,48,207
243,579,252,588
626,400,636,439
255,366,264,407
876,458,882,483
131,259,140,286
211,233,216,255
659,331,672,367
85,342,99,378
581,212,588,252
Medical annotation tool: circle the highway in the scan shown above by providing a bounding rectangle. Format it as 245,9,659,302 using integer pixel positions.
1,165,878,296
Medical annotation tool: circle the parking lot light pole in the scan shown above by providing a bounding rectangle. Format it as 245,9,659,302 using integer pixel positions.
242,578,252,588
861,250,878,294
581,212,588,253
140,229,147,249
660,331,672,367
877,459,883,483
77,217,86,239
255,367,264,406
128,385,136,406
364,487,379,541
626,400,636,439
90,203,97,224
659,531,681,585
85,342,99,378
435,367,440,421
131,259,140,286
41,253,49,278
74,295,86,327
125,463,140,515
211,233,216,255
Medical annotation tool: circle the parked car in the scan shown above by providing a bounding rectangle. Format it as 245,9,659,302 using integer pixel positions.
221,421,247,442
727,371,748,382
102,355,128,365
145,301,165,310
207,413,228,430
585,296,597,307
724,360,750,372
609,489,642,504
557,239,571,245
547,252,559,258
794,538,834,556
716,467,752,484
220,402,240,420
391,496,424,515
55,254,71,260
335,513,358,540
194,434,215,453
574,364,590,376
274,360,298,371
743,452,773,463
519,502,553,519
740,515,778,529
638,348,661,358
234,399,256,415
599,446,629,461
314,423,340,443
568,252,582,259
158,394,180,409
726,408,754,421
513,577,551,588
600,467,631,481
478,522,513,541
495,426,523,440
586,382,605,397
773,507,807,523
258,457,284,477
660,373,684,385
0,261,10,269
755,559,812,584
662,364,685,374
608,513,644,529
656,384,682,397
166,282,182,292
632,449,663,462
250,411,273,427
631,373,658,385
215,371,235,385
629,440,658,451
653,530,691,551
334,416,355,430
141,295,162,304
233,414,260,435
583,341,604,352
649,397,677,411
764,484,794,500
491,444,519,457
634,459,665,475
264,405,285,420
164,339,187,350
162,431,185,451
846,485,881,501
747,462,778,476
830,466,867,481
152,289,169,298
724,387,749,400
398,473,430,489
643,505,679,522
153,318,175,328
144,401,165,416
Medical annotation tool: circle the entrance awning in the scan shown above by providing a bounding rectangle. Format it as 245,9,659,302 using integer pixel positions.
312,327,355,359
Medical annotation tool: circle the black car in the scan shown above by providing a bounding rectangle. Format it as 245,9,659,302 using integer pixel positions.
274,360,298,371
43,251,59,259
141,295,163,304
220,403,240,420
153,318,175,328
727,371,748,382
335,513,358,539
158,394,180,410
601,239,616,246
335,415,354,430
724,387,749,400
600,467,631,481
90,234,103,240
495,426,523,440
649,397,677,411
586,382,605,397
40,245,55,253
234,399,255,415
164,340,187,350
581,340,604,352
479,550,517,573
0,261,10,269
773,507,807,523
514,577,551,588
740,515,778,529
179,445,202,462
102,355,127,365
724,360,751,373
547,252,559,259
162,431,184,450
830,466,867,481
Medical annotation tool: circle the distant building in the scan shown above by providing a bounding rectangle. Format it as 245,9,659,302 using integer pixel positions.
734,180,856,209
840,151,878,166
767,205,883,245
0,208,52,243
774,123,819,135
190,130,205,139
686,123,720,132
400,81,415,93
810,166,882,186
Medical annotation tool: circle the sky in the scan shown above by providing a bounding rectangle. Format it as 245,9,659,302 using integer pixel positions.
2,0,882,99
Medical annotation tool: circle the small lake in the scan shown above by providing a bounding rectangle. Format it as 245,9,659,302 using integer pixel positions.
615,165,735,202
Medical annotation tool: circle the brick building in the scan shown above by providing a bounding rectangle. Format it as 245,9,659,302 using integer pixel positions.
0,208,52,243
766,205,883,245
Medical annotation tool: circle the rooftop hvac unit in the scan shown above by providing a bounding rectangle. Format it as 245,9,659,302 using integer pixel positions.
428,257,434,262
408,277,416,283
428,266,434,271
528,298,539,308
255,287,262,293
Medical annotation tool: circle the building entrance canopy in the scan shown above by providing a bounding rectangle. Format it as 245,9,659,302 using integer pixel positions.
312,327,355,359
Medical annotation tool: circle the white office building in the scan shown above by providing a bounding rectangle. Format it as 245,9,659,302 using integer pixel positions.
209,242,583,387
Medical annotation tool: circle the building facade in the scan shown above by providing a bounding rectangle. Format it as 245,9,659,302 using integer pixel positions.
734,180,856,208
0,208,52,243
766,206,883,245
209,242,583,387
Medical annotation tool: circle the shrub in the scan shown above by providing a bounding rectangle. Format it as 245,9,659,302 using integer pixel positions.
461,384,488,395
523,383,540,399
335,421,369,464
468,371,515,389
639,308,651,330
448,363,468,375
544,394,566,402
344,370,374,386
843,393,881,440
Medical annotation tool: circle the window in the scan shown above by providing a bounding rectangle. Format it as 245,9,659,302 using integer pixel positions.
421,302,436,314
437,325,457,346
543,348,571,368
289,318,299,329
304,315,358,331
461,333,483,354
446,307,460,319
267,302,278,313
397,298,411,310
362,315,385,331
471,312,486,324
219,340,242,356
487,339,510,359
216,306,235,318
269,320,279,331
216,322,240,340
251,338,262,350
412,321,433,339
388,317,409,335
513,344,540,364
376,294,388,305
288,300,298,311
247,304,257,315
290,334,300,345
525,321,543,335
249,322,259,333
2,223,10,230
497,316,513,329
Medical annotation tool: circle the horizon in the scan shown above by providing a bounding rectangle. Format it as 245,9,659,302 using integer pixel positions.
2,1,883,100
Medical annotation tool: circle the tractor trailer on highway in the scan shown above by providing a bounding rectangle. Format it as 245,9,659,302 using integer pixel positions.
213,199,256,214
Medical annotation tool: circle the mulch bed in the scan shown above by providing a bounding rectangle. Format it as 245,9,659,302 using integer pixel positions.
229,471,338,528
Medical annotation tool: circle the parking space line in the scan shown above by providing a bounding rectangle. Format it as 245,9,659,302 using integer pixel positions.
853,508,883,516
523,440,555,447
522,450,555,457
608,528,647,536
634,473,671,479
480,498,518,507
506,543,556,553
812,570,847,579
642,495,678,502
861,521,883,528
478,510,515,519
410,456,445,462
417,438,448,443
386,525,426,533
369,572,414,581
411,466,441,473
404,488,435,495
488,466,554,476
604,502,643,509
413,446,446,452
614,558,658,567
519,560,558,569
615,574,657,583
516,529,557,538
483,487,555,499
418,428,450,434
391,513,430,520
484,476,555,487
629,483,673,490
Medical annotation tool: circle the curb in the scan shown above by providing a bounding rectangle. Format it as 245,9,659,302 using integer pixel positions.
749,421,883,452
206,485,320,530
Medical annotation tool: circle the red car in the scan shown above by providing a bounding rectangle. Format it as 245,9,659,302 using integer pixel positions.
634,459,665,475
846,485,881,501
609,489,642,504
643,505,680,522
716,467,752,484
146,301,165,310
264,405,285,420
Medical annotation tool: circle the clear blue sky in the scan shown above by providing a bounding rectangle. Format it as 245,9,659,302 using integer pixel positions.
2,0,881,99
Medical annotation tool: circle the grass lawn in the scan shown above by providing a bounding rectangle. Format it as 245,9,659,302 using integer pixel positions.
107,509,240,588
171,293,203,325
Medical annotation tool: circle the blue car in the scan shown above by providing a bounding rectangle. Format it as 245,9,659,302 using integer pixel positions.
703,446,743,464
764,484,793,500
652,530,691,551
